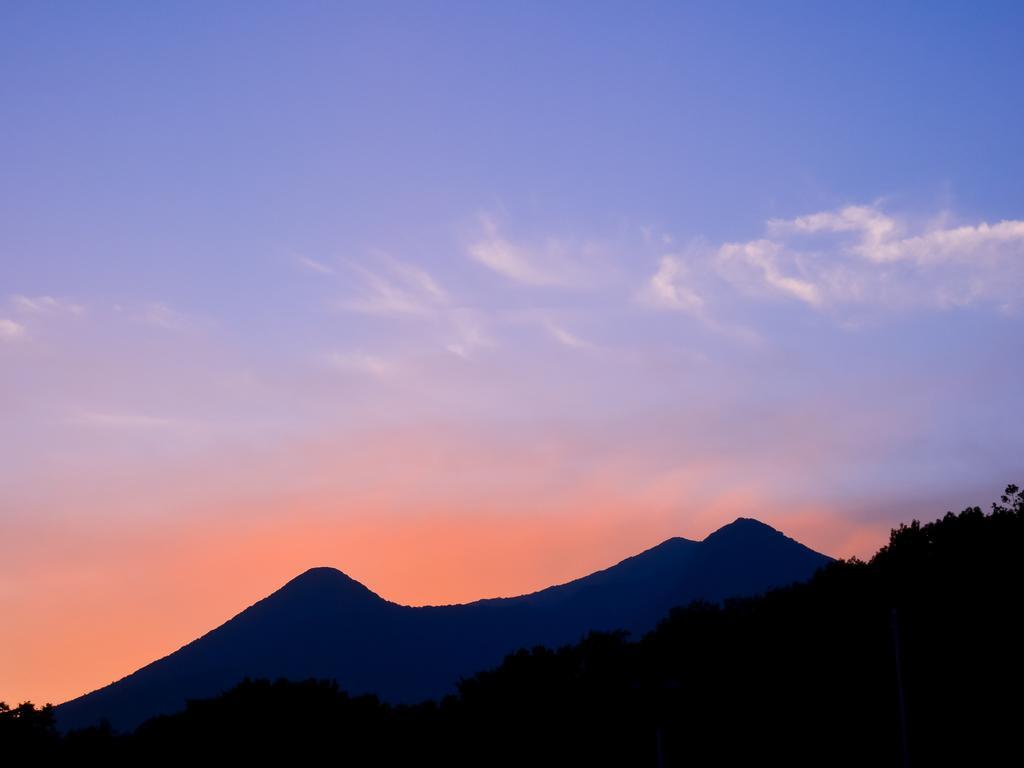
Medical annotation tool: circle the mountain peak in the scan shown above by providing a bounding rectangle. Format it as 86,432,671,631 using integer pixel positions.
703,517,780,541
701,518,832,574
275,566,384,603
291,565,352,581
727,516,778,531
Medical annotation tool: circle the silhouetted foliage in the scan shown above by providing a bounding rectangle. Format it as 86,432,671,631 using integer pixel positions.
5,485,1022,765
0,700,59,753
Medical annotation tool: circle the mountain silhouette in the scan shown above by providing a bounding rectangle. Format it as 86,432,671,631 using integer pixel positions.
55,517,830,732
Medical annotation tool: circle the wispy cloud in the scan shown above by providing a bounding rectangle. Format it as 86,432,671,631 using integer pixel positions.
445,309,492,358
141,302,194,331
467,215,589,287
543,320,593,350
340,256,494,360
68,411,181,431
323,351,398,380
1,295,88,345
636,251,761,344
715,204,1024,312
0,318,26,341
294,254,336,275
386,259,448,304
341,256,448,316
11,295,85,315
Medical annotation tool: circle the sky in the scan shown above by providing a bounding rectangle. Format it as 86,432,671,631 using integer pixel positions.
2,1,1023,706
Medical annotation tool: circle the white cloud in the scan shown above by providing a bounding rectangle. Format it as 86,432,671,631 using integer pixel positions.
866,219,1024,265
769,205,899,252
717,240,823,306
467,215,584,287
642,255,707,314
715,204,1024,312
0,318,25,340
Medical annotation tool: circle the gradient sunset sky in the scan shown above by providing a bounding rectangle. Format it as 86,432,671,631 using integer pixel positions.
2,1,1023,707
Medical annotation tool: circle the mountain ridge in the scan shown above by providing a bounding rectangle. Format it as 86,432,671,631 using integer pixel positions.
239,517,791,609
56,516,831,732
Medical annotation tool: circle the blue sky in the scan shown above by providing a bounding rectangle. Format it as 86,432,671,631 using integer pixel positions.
2,1,1023,704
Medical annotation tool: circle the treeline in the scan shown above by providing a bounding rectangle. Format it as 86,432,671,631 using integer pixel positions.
4,486,1022,765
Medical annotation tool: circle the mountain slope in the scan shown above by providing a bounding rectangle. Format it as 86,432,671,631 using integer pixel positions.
55,517,830,732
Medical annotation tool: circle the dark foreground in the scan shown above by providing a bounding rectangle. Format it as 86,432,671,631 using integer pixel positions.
4,486,1022,766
